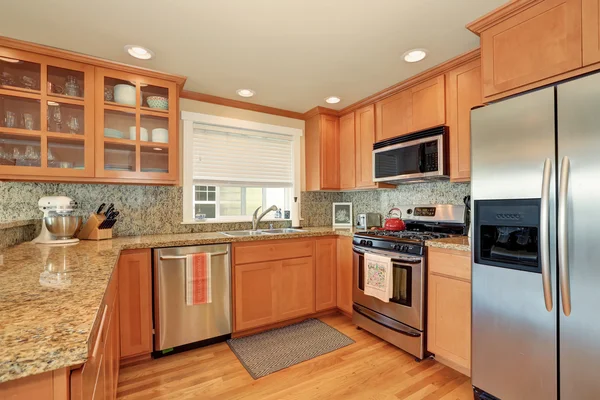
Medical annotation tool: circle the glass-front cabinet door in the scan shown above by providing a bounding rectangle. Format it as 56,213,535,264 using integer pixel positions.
95,68,177,182
0,47,94,178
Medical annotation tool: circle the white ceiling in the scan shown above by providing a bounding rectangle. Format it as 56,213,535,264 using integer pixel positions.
0,0,505,113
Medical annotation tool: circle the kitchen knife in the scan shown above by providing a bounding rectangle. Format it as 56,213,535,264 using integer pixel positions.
96,203,106,215
104,203,115,216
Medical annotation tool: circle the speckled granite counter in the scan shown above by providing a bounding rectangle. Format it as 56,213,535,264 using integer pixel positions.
425,236,471,252
0,226,354,384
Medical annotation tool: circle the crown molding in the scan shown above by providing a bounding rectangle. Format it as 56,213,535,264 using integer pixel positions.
466,0,542,35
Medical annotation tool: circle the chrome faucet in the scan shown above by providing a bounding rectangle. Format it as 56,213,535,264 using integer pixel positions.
252,205,278,230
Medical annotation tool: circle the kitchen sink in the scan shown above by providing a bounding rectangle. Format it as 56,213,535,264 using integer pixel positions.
220,228,306,237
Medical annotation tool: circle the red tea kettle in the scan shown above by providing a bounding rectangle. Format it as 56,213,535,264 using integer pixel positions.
383,208,406,231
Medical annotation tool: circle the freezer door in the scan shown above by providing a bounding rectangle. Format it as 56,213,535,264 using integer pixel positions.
557,73,600,399
471,87,558,399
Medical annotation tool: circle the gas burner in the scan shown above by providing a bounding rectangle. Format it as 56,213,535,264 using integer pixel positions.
361,230,451,242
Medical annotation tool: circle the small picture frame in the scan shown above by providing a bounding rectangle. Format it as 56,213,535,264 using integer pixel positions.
332,202,353,227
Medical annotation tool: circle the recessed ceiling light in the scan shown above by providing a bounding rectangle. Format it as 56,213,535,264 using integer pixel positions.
124,45,154,60
153,147,162,151
236,89,255,98
47,101,59,106
325,96,341,104
0,56,21,64
403,49,427,63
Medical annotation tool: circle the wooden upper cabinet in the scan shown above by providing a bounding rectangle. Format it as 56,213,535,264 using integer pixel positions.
279,257,315,320
583,0,600,66
305,113,339,191
339,112,356,190
469,0,582,100
95,67,178,184
411,75,445,132
446,58,483,182
315,237,337,311
355,104,376,188
375,89,412,142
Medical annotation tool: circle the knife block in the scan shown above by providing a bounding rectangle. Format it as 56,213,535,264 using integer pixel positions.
78,213,113,240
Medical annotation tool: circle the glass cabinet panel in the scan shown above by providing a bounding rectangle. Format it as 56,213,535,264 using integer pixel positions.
0,57,41,91
1,95,41,131
48,138,85,169
104,142,135,172
47,101,84,135
47,66,84,98
0,132,41,167
141,84,169,111
104,77,138,107
141,145,168,173
104,109,135,140
140,114,168,143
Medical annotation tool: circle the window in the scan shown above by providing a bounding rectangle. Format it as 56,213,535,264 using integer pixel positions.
181,111,302,223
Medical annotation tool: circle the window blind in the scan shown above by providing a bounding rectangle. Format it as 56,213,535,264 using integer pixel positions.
192,124,294,187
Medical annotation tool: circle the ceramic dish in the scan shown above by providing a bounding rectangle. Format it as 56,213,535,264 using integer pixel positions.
129,126,149,141
104,128,124,139
152,128,169,143
146,96,168,110
114,84,136,106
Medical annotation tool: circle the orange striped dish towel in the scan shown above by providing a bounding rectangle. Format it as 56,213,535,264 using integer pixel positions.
185,253,212,305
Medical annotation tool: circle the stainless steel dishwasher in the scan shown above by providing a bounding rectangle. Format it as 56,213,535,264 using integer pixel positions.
154,244,231,351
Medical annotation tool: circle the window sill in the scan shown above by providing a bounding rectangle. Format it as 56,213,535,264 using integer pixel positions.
181,218,292,225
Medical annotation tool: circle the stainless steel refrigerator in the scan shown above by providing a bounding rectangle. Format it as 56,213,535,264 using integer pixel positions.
471,72,600,400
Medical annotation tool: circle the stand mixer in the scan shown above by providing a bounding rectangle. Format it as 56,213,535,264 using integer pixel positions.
32,196,82,245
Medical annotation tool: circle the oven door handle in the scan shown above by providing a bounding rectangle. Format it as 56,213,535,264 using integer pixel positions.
352,246,422,264
353,304,421,338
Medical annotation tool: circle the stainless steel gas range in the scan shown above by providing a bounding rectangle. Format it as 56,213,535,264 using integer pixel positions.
352,204,466,360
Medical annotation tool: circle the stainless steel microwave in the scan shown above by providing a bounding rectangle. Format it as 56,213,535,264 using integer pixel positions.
372,126,449,184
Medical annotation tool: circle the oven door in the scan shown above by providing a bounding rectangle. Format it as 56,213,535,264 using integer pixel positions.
352,245,424,331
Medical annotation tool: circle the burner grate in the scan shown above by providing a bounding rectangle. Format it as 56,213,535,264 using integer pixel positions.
364,230,451,241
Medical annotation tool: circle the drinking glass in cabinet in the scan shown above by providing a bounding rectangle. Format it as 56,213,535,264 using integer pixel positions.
0,95,40,130
141,145,168,173
47,67,84,98
47,101,84,134
141,84,168,110
140,114,168,143
0,132,41,167
104,142,135,172
104,109,135,140
0,57,41,91
48,138,85,169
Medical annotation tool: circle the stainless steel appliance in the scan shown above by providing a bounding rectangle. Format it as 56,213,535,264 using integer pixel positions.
372,126,449,184
154,244,232,351
352,205,466,359
471,73,600,400
356,213,381,230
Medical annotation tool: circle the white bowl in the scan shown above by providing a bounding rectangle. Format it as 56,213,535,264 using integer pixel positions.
114,84,136,106
152,128,168,143
129,126,148,141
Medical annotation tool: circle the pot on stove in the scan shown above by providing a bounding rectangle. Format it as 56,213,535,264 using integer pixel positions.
383,208,406,231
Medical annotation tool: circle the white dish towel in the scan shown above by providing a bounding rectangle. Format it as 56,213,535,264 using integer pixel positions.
364,253,393,303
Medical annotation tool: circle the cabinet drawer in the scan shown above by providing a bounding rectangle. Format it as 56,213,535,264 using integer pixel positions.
428,247,471,281
233,239,314,264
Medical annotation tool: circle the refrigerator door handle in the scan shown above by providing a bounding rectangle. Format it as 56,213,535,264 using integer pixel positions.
540,158,553,312
558,156,572,316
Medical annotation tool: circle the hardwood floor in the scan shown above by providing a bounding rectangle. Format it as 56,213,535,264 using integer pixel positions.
117,313,473,400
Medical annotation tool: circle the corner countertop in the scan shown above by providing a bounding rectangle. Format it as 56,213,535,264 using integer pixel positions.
425,236,471,252
0,227,354,384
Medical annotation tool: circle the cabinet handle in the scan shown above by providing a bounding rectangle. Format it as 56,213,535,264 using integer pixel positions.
159,251,228,260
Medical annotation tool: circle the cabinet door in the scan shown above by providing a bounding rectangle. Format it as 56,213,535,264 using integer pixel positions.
315,238,337,311
447,59,482,182
339,112,356,190
583,0,600,66
234,261,278,331
480,0,582,99
428,273,471,375
336,237,353,315
354,104,376,188
411,75,445,132
320,114,340,190
118,249,153,359
375,89,412,142
278,257,315,320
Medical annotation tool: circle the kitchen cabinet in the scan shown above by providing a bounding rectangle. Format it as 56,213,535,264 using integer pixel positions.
315,237,337,311
410,75,446,132
234,260,279,331
305,113,340,190
95,68,178,184
427,247,471,376
374,90,412,142
339,112,356,189
336,236,353,315
583,0,600,66
446,58,482,182
279,257,316,320
469,0,582,101
118,249,153,360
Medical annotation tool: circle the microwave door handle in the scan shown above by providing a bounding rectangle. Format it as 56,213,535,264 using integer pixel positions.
418,143,425,172
540,158,553,312
558,156,572,316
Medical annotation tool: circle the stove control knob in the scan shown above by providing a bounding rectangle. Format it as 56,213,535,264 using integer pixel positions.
367,241,373,246
393,244,401,251
360,240,366,245
401,245,408,252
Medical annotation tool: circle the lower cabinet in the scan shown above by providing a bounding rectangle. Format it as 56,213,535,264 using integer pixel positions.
279,257,316,320
427,247,471,376
315,237,337,311
234,260,279,331
336,236,353,315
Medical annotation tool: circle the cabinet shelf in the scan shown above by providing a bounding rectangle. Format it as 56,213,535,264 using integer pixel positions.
47,93,85,106
103,102,136,114
140,106,168,116
0,85,41,97
46,132,85,142
0,127,42,137
103,137,136,146
140,141,169,149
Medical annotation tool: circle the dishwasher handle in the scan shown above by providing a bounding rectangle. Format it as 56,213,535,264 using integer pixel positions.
159,251,228,260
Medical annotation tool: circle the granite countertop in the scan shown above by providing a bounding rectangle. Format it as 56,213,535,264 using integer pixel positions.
0,226,354,384
425,236,471,252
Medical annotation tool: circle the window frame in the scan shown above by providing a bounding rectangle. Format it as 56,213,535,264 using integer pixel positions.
181,111,302,224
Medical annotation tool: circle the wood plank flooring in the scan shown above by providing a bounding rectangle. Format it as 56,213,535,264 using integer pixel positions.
117,313,473,400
